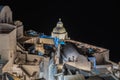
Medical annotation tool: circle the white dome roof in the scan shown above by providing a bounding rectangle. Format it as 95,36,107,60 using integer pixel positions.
52,18,66,34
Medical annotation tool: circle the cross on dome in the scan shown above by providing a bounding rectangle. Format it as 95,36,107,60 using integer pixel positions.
57,18,63,27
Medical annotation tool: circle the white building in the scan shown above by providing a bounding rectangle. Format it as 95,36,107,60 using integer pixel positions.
0,5,23,39
0,24,16,75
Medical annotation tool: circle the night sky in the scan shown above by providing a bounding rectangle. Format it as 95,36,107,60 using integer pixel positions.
0,0,119,62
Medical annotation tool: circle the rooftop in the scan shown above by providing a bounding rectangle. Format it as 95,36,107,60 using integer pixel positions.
0,24,15,34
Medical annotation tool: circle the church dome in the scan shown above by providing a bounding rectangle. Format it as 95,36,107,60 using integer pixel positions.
52,18,66,34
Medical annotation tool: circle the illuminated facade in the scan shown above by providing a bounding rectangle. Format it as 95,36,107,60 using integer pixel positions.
0,5,120,80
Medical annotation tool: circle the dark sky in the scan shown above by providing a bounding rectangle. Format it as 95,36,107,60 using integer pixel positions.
0,0,119,62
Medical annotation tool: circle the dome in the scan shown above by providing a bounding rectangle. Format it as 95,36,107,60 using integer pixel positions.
52,18,66,34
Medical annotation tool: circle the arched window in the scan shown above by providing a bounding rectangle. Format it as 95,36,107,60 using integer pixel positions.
4,12,7,23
